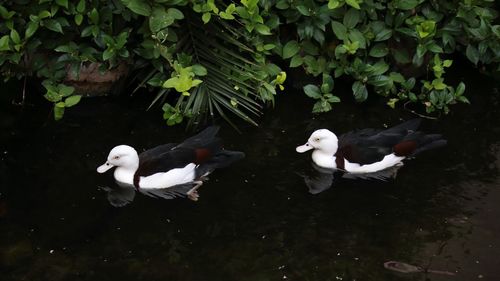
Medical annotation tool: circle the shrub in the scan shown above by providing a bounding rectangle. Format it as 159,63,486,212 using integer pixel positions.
0,0,498,125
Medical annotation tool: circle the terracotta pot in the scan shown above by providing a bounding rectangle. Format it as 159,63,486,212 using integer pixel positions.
64,62,129,96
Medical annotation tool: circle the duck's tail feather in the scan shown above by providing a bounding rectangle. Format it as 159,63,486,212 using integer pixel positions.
411,134,447,156
195,150,245,178
386,118,422,133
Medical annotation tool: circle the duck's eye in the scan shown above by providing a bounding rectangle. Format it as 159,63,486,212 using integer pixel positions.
113,156,120,160
314,138,320,142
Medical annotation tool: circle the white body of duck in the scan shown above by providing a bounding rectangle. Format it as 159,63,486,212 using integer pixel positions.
296,119,446,174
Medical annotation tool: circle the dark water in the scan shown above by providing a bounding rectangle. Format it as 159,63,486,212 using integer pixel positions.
1,62,499,281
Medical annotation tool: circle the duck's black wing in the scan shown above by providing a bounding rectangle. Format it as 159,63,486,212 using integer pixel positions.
134,126,223,186
336,119,423,166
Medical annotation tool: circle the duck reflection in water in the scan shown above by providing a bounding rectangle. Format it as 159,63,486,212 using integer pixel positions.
300,163,402,195
99,181,201,207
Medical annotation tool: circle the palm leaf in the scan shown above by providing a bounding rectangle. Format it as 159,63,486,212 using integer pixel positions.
148,15,279,128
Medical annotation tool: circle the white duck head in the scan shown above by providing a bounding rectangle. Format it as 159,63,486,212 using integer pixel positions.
97,145,139,173
296,129,339,155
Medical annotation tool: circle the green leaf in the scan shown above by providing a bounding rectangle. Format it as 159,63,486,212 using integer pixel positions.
369,43,389,57
387,98,399,108
348,30,366,49
457,95,470,104
466,45,479,65
55,0,68,8
455,82,465,97
290,55,303,67
303,85,322,99
123,0,151,16
24,20,39,37
10,29,20,44
282,40,300,59
168,8,184,20
328,0,341,9
64,95,81,107
89,8,99,25
0,35,10,51
375,29,392,41
76,0,86,13
75,14,83,25
312,100,332,113
54,102,65,120
59,85,75,96
352,81,368,101
44,19,63,33
102,48,114,60
296,5,311,16
192,64,207,76
368,75,391,87
255,24,271,35
202,13,211,23
345,0,361,9
395,0,419,10
343,8,360,29
150,7,174,32
331,21,347,40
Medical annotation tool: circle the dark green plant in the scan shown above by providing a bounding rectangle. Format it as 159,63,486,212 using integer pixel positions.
1,0,499,126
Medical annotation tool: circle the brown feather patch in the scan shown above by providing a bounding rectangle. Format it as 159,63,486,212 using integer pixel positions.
195,148,212,164
393,140,417,156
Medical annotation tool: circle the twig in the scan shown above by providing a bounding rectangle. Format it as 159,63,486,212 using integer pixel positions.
403,101,438,120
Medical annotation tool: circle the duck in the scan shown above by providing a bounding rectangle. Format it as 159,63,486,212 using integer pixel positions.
97,126,244,201
296,119,446,175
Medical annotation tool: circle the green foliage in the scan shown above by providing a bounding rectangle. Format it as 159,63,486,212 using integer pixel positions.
0,0,499,125
304,74,341,113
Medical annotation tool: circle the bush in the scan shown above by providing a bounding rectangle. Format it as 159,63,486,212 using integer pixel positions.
0,0,498,125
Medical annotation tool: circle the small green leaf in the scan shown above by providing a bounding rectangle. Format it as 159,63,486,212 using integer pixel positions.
123,0,151,16
64,95,81,107
466,45,479,65
455,82,466,97
25,21,39,38
328,0,341,9
296,5,311,16
202,13,211,23
395,0,419,10
387,98,399,108
303,84,322,99
0,35,10,51
375,29,392,41
282,40,300,59
59,85,75,96
343,8,360,29
331,21,347,40
54,102,65,120
167,8,184,20
255,24,271,35
102,48,114,60
76,0,86,13
345,0,361,9
192,64,207,76
290,55,303,67
55,0,68,8
44,19,63,33
369,43,389,57
10,29,20,44
74,14,83,25
352,81,368,101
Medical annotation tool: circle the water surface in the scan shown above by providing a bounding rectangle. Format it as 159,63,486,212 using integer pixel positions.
1,61,499,281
